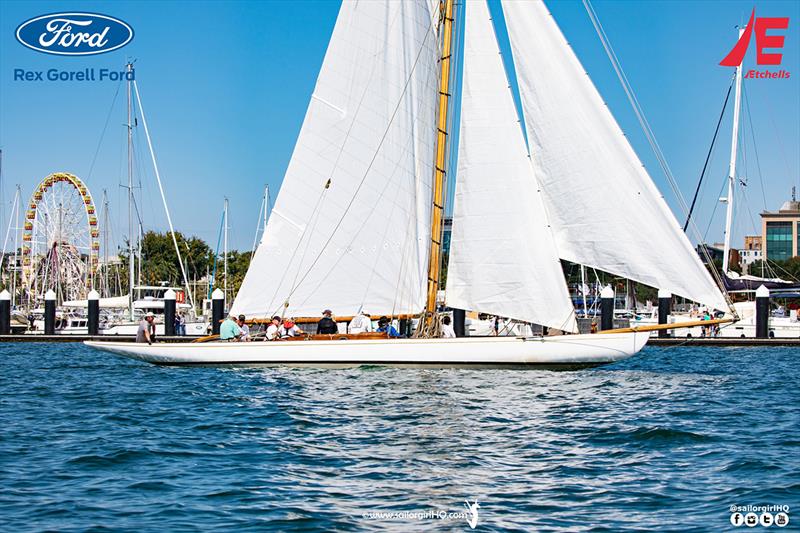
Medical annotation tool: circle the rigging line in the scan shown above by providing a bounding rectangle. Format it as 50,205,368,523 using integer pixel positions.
702,174,730,242
132,80,196,313
279,17,438,306
250,189,265,259
264,184,329,318
286,184,329,295
738,183,760,244
294,101,431,311
760,86,797,193
684,79,734,231
87,77,124,180
0,189,19,271
741,83,768,210
295,156,408,312
583,0,687,214
324,3,408,191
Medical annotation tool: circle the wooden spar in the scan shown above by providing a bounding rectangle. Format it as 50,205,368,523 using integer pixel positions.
423,0,455,323
596,317,735,334
193,332,390,343
242,314,418,325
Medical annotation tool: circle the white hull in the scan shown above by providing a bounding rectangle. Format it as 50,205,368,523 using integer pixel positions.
84,332,649,369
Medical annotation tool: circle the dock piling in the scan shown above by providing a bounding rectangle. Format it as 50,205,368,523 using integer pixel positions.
658,289,672,338
44,290,56,335
756,284,770,339
87,289,99,335
600,285,614,331
164,289,176,336
211,288,224,335
0,290,10,335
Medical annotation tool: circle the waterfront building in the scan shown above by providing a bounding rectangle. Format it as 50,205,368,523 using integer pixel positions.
761,193,800,261
739,236,762,273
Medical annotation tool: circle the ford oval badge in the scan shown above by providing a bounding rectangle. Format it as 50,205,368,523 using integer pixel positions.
16,12,134,56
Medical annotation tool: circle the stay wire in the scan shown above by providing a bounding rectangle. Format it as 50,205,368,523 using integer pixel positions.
684,79,734,231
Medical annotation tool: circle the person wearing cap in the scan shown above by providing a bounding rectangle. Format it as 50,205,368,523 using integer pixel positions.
279,318,304,338
136,312,156,344
220,313,242,341
376,316,401,338
349,311,372,334
317,309,338,334
237,315,251,341
265,316,281,341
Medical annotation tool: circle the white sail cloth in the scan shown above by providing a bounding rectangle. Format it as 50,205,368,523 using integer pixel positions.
502,0,729,312
232,0,440,318
446,0,577,332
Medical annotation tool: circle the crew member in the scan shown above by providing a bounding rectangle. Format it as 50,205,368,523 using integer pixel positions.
317,309,338,334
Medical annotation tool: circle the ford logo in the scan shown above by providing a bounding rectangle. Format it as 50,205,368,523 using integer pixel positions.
16,12,134,56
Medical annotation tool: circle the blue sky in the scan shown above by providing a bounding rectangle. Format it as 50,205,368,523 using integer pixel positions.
1,0,798,255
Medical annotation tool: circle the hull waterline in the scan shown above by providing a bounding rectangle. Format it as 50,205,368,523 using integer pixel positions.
84,332,649,369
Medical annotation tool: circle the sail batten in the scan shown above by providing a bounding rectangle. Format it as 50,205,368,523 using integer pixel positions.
232,0,440,319
502,0,730,311
445,0,578,332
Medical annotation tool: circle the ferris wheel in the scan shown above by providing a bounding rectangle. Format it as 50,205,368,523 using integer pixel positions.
21,173,100,305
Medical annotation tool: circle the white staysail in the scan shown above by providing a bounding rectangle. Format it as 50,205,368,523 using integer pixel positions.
232,0,440,318
502,0,730,312
446,0,577,332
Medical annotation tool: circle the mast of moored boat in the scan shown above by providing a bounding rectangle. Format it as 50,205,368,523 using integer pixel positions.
126,61,135,321
422,0,456,333
721,27,744,274
223,197,228,311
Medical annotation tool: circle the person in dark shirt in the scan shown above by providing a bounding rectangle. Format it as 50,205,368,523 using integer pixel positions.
317,309,339,334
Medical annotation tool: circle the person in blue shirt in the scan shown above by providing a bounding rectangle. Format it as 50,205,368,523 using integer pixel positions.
220,313,242,341
376,316,401,338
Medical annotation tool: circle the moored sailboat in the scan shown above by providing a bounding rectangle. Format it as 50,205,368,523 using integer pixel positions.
87,0,732,367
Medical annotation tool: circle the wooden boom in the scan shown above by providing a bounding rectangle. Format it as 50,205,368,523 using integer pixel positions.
597,317,736,334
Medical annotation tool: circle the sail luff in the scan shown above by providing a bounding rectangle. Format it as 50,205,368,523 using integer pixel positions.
445,0,578,332
502,0,730,312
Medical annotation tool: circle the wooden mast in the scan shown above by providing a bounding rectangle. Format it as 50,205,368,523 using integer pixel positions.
423,0,455,328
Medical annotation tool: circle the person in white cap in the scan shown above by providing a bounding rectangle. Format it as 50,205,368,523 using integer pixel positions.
137,312,156,344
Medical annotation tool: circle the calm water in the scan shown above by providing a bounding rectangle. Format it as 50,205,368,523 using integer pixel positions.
1,342,797,532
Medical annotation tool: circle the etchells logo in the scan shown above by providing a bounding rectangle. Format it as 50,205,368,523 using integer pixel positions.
720,8,790,79
15,12,134,56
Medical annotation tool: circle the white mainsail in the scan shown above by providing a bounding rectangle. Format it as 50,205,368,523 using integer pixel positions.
446,0,577,332
232,0,440,318
502,0,730,312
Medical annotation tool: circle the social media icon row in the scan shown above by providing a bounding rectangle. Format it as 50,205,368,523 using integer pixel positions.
730,511,789,527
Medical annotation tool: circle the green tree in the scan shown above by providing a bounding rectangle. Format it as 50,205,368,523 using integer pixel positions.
120,231,214,287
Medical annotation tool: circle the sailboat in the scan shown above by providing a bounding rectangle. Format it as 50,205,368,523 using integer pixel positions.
86,0,731,367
